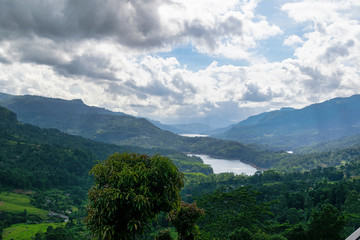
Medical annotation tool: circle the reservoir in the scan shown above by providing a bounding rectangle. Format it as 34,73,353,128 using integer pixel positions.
191,154,258,175
179,134,209,137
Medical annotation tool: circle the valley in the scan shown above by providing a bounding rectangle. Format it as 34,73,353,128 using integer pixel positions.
1,93,360,239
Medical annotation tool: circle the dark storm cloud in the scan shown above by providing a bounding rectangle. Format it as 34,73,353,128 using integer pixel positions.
125,79,173,97
242,83,275,102
184,16,243,50
0,53,10,64
0,0,69,40
102,72,197,107
172,73,197,94
17,40,68,66
0,0,166,48
0,0,246,77
64,0,167,48
300,66,343,93
0,0,244,49
323,40,355,63
56,55,118,81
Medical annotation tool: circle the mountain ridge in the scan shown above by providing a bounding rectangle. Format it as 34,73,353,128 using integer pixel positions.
217,94,360,149
0,93,264,168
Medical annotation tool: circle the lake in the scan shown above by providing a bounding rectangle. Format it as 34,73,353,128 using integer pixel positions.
179,134,209,137
191,154,258,175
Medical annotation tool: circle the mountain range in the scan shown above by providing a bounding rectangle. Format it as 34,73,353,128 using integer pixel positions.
2,91,360,154
2,91,360,180
0,92,262,168
218,95,360,150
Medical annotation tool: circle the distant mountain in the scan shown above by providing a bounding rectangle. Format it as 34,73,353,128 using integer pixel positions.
204,124,236,136
148,119,184,134
0,93,266,168
149,120,216,134
170,123,215,134
0,94,173,145
0,94,126,126
217,95,360,149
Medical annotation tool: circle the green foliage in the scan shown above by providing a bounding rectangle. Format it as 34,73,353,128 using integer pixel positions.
228,227,252,240
34,225,75,240
182,166,360,239
155,228,175,240
0,106,217,187
168,201,204,240
2,222,65,240
308,204,344,240
195,186,272,238
272,146,360,172
0,192,48,218
283,224,307,240
85,153,184,240
170,155,213,175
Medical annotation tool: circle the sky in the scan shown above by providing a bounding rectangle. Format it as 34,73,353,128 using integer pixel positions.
0,0,360,127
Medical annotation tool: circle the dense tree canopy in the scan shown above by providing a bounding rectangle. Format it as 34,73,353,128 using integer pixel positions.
85,153,184,239
168,201,205,240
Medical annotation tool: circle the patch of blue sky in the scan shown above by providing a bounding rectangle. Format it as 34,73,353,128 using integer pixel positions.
157,44,249,71
256,36,295,62
254,0,311,62
256,0,311,35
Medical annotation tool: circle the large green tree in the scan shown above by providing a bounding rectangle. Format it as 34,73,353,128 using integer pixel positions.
308,204,344,240
168,201,205,240
85,153,184,239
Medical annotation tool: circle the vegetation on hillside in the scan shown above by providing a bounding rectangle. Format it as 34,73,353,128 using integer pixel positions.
218,95,360,149
3,95,360,239
181,165,360,239
85,153,184,239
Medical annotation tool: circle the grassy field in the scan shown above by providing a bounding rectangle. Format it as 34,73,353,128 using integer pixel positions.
2,222,65,240
0,192,48,218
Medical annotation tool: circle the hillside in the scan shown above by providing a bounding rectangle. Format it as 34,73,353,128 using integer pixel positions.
217,95,360,149
0,106,94,190
296,134,360,154
0,106,216,191
0,94,183,145
0,93,267,168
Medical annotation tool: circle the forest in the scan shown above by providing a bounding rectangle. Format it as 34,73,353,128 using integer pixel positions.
1,105,360,239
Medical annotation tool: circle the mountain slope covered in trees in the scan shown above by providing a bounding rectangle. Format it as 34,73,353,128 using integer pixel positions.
0,93,267,168
0,106,215,191
4,93,360,173
217,95,360,149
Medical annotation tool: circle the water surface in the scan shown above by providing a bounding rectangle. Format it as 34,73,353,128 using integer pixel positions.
179,134,209,137
192,154,258,175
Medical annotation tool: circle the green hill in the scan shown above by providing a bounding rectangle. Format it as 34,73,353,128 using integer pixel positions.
0,94,188,147
218,95,360,149
0,93,265,168
0,106,216,191
296,134,360,154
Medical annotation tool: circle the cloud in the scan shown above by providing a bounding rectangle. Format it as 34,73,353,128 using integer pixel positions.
1,0,360,127
242,83,275,102
280,1,360,109
322,40,355,63
0,0,283,58
57,54,118,81
284,35,303,47
0,54,10,64
0,0,165,48
299,66,344,94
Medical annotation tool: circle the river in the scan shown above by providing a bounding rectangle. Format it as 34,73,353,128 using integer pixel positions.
191,154,258,175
